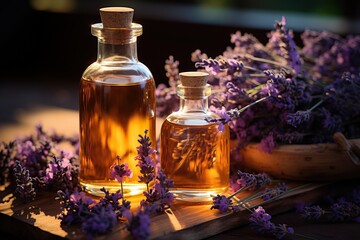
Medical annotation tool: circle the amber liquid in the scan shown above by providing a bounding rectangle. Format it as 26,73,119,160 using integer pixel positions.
161,119,230,202
79,77,156,196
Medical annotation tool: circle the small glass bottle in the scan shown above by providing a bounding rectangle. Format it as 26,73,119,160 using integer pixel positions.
160,72,230,202
79,7,156,196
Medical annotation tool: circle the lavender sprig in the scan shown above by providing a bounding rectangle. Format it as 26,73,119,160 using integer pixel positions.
44,153,78,192
13,160,36,203
211,194,240,213
0,141,14,185
250,206,295,239
231,170,271,193
123,208,151,240
136,130,175,214
298,204,326,220
57,189,95,225
195,58,245,75
156,56,180,117
82,204,117,238
99,187,130,218
206,96,269,130
58,187,131,238
110,156,133,196
287,100,324,128
135,130,156,192
141,169,174,213
157,17,360,153
298,186,360,222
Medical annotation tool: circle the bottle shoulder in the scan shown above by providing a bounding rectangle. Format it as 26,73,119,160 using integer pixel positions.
82,61,153,85
165,111,219,126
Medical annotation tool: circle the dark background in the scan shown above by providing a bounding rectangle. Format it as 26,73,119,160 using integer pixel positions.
0,0,359,124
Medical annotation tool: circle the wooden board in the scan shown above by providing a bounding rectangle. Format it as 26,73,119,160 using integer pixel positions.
0,107,341,239
0,182,330,240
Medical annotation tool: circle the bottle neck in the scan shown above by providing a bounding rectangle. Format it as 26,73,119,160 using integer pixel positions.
97,38,138,63
176,84,211,113
179,97,209,113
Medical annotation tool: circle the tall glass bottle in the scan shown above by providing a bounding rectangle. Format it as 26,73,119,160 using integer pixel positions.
79,7,156,196
160,72,230,202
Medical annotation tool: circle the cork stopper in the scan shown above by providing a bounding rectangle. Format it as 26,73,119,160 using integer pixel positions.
178,72,210,99
179,72,209,87
100,7,134,28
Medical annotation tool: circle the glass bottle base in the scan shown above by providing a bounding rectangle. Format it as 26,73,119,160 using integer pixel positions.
171,187,228,202
80,180,147,197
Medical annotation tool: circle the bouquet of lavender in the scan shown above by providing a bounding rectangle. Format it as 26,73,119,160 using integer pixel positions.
156,17,360,154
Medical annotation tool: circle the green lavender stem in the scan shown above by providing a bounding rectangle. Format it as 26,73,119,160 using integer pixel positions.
244,54,295,73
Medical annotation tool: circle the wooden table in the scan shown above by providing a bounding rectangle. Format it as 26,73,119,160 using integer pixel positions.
0,107,359,239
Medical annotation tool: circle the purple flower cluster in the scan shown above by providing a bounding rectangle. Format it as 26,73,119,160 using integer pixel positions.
155,56,180,117
0,125,80,202
135,130,175,214
135,130,156,189
124,208,151,240
210,194,240,213
58,187,130,238
99,187,131,218
141,168,174,213
0,141,15,185
212,172,285,217
13,160,37,203
57,189,95,226
262,182,288,201
232,170,271,191
298,186,360,222
156,17,360,153
250,206,294,239
44,153,78,192
110,159,133,183
266,17,302,74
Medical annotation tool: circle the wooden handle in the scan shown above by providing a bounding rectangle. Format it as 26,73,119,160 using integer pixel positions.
333,132,360,165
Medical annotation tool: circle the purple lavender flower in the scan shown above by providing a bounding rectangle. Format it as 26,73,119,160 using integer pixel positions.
250,206,294,239
211,195,232,213
0,141,14,185
234,170,271,191
13,160,36,203
266,17,302,74
262,182,288,201
110,161,133,183
156,56,180,117
124,208,151,240
99,187,131,218
157,17,360,153
70,190,95,206
259,134,276,154
207,106,231,131
44,155,78,191
136,130,156,190
330,198,360,222
298,204,325,220
191,49,208,63
298,185,360,223
210,194,240,213
82,204,117,238
141,168,174,213
195,58,244,75
155,83,179,118
287,110,311,128
58,189,94,225
58,186,133,238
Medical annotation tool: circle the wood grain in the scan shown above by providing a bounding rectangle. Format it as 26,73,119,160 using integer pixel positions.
241,139,360,181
